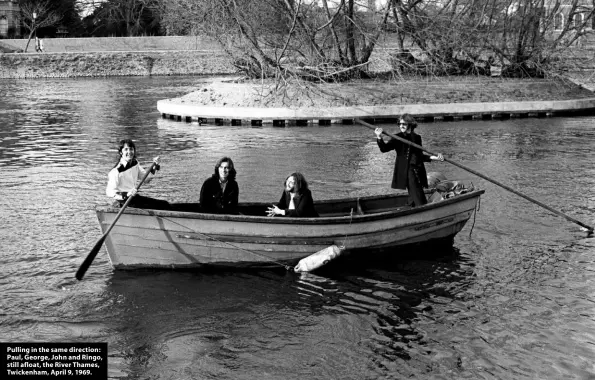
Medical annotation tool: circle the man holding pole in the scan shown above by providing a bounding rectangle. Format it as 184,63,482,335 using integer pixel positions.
374,114,444,207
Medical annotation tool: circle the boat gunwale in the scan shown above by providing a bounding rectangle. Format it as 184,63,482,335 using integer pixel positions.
95,189,484,225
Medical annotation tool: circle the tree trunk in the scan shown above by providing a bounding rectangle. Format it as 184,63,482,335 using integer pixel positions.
321,0,345,64
346,0,356,64
24,30,35,53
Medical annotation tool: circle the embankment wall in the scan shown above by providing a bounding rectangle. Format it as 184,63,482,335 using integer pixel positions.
1,35,593,80
0,50,236,79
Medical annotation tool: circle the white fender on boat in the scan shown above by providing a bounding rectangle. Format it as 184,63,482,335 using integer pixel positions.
294,245,344,273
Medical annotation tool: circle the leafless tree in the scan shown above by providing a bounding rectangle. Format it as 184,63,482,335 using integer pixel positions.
19,0,62,52
86,0,160,36
390,0,595,77
158,0,394,81
158,0,595,81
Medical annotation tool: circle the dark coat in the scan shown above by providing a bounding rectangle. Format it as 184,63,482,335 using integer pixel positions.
377,131,431,190
277,188,319,217
199,175,239,214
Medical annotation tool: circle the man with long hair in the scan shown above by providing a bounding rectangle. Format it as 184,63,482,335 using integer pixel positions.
199,156,239,214
267,172,318,217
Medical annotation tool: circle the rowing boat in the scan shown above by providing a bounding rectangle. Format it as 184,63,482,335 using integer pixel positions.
95,185,483,269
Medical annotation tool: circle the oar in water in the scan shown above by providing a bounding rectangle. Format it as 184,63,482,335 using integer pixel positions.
75,162,157,281
354,118,594,234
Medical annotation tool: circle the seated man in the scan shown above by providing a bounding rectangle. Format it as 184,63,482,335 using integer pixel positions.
199,157,239,214
267,172,318,217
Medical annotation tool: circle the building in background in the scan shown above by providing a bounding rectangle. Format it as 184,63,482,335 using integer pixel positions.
0,0,20,38
550,0,595,32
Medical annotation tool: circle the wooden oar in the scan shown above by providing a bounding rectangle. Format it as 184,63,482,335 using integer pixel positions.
354,118,594,234
75,162,157,280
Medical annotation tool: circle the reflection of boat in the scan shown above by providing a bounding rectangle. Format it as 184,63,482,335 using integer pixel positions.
96,189,484,269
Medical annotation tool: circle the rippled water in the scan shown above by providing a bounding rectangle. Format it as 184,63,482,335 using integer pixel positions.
1,76,595,379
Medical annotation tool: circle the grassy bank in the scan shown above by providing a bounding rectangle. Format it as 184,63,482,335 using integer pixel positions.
1,44,593,108
0,50,235,79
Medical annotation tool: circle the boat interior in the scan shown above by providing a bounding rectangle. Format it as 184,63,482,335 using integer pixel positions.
167,192,412,217
103,181,478,219
162,182,478,218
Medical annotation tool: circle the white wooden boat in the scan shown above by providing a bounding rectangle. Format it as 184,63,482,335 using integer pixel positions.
95,188,483,269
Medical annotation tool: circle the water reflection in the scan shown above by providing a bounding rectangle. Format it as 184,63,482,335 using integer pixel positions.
0,76,220,168
103,247,473,379
2,76,595,379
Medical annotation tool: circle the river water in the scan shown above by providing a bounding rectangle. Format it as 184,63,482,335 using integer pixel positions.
1,76,595,379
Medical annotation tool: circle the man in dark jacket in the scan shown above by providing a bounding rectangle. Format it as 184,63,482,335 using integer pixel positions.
199,157,239,214
375,114,443,206
267,172,318,217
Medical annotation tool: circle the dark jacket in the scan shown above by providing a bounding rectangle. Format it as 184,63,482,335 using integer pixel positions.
377,131,431,189
277,188,318,217
199,175,239,214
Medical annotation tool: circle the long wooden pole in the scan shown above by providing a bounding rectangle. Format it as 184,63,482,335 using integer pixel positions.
355,118,594,233
75,162,157,280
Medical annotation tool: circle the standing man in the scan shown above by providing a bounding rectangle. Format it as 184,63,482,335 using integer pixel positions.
374,114,444,207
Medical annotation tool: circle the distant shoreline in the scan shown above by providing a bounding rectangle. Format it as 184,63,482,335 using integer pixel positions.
0,51,235,79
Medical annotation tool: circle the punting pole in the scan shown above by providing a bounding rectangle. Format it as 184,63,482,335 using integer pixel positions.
354,118,594,234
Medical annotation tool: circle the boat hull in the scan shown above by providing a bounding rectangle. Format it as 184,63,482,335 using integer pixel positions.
95,190,483,269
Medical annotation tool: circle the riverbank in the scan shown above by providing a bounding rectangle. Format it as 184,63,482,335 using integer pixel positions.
3,48,594,121
0,51,234,79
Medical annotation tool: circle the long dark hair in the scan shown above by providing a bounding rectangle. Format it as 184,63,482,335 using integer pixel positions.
113,139,137,168
214,156,236,181
285,172,309,195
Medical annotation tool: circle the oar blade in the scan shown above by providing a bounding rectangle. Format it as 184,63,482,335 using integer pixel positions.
75,161,157,281
75,235,106,280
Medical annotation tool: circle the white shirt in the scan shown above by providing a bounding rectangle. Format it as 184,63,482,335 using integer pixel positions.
106,161,149,197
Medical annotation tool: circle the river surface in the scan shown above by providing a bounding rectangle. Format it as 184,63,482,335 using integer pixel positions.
1,76,595,379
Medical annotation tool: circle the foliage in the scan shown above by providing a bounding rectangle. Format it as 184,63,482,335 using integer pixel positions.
25,0,85,38
81,0,162,36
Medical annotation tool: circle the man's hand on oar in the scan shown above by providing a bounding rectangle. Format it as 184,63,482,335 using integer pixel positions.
356,118,594,234
75,161,157,281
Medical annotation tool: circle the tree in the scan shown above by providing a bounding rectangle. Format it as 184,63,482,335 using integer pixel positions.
86,0,161,36
19,0,62,52
157,0,595,81
53,0,85,37
158,0,393,81
389,0,595,77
